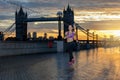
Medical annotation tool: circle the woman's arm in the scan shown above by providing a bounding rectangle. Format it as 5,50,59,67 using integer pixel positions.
64,32,68,39
73,25,76,32
73,25,78,42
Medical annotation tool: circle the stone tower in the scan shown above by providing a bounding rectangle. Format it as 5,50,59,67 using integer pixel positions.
63,4,74,36
15,7,27,41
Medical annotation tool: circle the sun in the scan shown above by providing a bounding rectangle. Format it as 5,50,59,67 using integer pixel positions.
111,30,120,37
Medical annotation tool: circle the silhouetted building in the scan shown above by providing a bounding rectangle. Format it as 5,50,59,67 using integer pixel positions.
15,7,27,41
27,32,31,39
63,4,74,36
49,36,54,40
33,32,37,39
43,33,48,40
0,32,4,41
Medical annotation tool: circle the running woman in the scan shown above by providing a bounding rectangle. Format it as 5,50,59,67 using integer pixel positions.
65,25,77,65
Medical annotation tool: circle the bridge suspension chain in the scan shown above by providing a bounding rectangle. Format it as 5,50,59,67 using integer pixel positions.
63,21,95,38
3,22,15,37
0,0,49,17
74,22,96,38
3,23,15,33
0,0,45,36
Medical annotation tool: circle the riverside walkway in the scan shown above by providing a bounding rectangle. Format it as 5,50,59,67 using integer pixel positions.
0,47,120,80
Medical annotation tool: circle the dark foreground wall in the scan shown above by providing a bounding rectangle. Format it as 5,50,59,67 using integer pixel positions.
0,41,57,56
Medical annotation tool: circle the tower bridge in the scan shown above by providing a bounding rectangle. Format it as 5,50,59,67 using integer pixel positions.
1,0,119,48
15,5,74,41
1,4,118,48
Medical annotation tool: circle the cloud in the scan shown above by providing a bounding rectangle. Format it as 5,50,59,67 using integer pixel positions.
80,20,120,30
0,15,14,20
3,0,66,8
0,0,120,34
27,22,63,32
69,0,120,8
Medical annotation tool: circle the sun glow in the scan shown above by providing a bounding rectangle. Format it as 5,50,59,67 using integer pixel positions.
97,30,120,37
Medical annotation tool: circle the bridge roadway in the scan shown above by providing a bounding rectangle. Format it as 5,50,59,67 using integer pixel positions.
24,17,63,22
0,47,120,80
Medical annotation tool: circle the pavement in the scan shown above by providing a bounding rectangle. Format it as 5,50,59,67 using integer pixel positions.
0,47,120,80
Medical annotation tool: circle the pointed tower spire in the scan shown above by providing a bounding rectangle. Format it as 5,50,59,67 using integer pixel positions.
18,6,24,15
63,6,65,11
67,4,71,11
68,4,70,8
15,10,17,15
20,6,23,12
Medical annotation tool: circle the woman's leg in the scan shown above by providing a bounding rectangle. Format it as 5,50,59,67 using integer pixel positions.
69,50,73,62
68,42,74,62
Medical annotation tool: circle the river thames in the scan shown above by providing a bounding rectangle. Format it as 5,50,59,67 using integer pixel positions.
0,47,120,80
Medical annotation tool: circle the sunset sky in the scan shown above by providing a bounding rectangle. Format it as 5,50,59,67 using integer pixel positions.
1,0,120,39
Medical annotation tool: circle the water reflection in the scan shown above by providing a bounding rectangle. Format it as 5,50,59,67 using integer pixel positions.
95,48,98,62
0,47,120,80
86,50,90,65
73,47,120,80
56,52,75,80
84,48,99,65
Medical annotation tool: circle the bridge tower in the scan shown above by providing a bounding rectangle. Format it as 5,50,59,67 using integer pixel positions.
15,7,27,41
63,4,74,36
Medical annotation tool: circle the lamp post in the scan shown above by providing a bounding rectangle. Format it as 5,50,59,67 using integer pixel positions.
87,29,89,44
57,11,62,40
96,34,98,47
93,32,95,44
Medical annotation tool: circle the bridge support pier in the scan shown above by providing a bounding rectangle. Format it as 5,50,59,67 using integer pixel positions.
57,16,62,40
96,34,98,47
57,12,62,40
55,41,64,52
86,29,90,49
92,32,95,48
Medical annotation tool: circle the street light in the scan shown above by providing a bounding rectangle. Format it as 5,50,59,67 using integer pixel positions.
57,11,62,17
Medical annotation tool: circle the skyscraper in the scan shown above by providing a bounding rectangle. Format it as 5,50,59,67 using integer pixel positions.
33,32,37,39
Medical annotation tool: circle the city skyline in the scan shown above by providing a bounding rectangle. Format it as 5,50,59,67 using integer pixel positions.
1,0,120,39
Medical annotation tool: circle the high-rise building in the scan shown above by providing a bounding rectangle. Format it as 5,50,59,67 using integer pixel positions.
27,32,31,39
33,32,37,39
43,33,47,40
15,7,27,41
